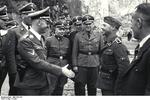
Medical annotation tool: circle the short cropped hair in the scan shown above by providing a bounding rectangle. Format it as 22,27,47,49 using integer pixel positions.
136,3,150,16
136,3,150,26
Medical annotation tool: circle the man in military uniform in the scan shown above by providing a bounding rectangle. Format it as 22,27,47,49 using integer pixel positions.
0,1,37,95
14,7,74,95
63,19,72,38
118,3,150,95
69,16,83,46
46,21,71,95
64,16,83,70
72,15,102,95
96,16,130,95
0,5,18,95
13,1,37,39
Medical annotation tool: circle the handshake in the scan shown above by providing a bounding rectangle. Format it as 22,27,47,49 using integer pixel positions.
62,64,75,78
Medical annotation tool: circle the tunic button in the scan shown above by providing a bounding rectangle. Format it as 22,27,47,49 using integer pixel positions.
88,52,91,55
60,56,63,60
135,69,138,72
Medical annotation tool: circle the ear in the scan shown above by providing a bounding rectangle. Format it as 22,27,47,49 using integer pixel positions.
38,19,41,26
111,26,117,32
137,18,142,29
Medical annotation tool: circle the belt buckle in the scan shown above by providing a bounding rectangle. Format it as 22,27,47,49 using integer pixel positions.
60,56,63,60
88,52,91,55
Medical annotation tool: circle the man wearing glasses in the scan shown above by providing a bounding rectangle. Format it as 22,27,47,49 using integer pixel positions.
72,15,102,95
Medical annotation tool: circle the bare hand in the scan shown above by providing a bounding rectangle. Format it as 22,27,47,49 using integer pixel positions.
62,64,75,78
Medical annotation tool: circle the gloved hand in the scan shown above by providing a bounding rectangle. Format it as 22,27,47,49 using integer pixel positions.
73,66,78,73
62,64,75,78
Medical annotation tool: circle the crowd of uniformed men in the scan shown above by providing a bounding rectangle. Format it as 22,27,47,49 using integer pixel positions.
1,1,150,96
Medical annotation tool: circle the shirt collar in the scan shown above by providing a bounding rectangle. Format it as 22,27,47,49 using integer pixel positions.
30,28,41,41
0,30,8,36
139,34,150,48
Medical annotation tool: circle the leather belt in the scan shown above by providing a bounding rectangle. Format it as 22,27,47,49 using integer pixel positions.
79,51,98,55
49,55,67,60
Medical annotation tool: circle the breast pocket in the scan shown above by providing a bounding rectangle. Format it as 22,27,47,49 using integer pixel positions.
102,49,115,64
90,40,100,50
79,40,88,49
103,49,113,55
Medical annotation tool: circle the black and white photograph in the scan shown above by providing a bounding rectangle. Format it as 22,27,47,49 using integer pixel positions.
0,0,150,97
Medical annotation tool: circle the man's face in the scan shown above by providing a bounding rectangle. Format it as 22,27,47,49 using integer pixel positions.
55,27,65,37
64,27,70,34
84,22,93,32
131,12,142,40
75,24,82,31
38,19,48,34
101,22,112,37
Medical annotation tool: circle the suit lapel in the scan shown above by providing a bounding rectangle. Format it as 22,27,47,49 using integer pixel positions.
123,38,150,77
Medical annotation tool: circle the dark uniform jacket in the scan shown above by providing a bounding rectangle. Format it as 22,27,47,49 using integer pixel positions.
0,30,9,72
46,36,70,67
2,30,17,74
14,31,62,90
97,36,130,91
2,23,28,74
46,36,70,87
72,30,102,67
119,38,150,95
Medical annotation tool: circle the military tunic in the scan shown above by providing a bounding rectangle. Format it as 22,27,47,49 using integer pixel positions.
72,29,102,95
14,31,62,95
72,30,102,68
46,36,70,95
97,36,130,94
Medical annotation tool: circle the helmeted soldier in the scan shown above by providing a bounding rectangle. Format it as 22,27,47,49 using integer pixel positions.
46,21,71,95
72,15,102,95
14,7,74,95
96,16,130,95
